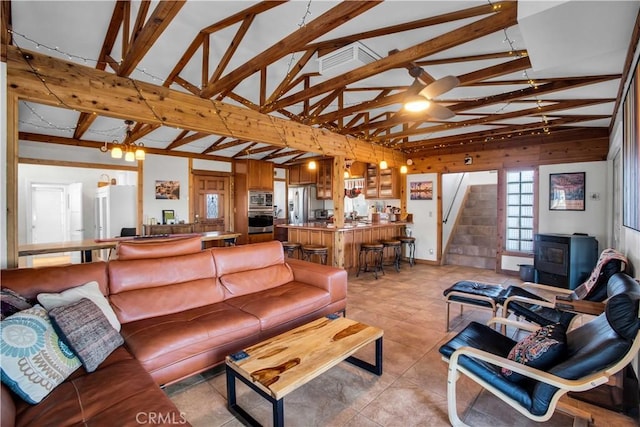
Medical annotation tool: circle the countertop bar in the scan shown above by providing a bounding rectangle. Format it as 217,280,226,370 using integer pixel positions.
277,221,411,232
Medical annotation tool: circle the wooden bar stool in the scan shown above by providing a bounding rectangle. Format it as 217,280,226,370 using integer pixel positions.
301,244,328,265
396,235,416,267
281,241,301,258
380,239,402,272
357,243,384,279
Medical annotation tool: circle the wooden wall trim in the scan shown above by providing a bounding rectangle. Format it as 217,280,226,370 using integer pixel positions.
19,157,139,171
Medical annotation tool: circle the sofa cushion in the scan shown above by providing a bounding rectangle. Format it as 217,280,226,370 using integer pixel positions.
48,298,124,372
502,323,567,383
10,347,187,426
37,281,121,331
108,251,224,323
225,281,332,330
1,288,32,320
1,305,81,404
220,264,294,298
116,235,202,260
120,302,260,380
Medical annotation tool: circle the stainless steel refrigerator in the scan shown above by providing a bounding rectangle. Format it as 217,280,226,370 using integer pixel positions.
287,186,314,225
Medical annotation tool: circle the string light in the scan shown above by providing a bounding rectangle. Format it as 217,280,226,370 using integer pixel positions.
285,0,313,76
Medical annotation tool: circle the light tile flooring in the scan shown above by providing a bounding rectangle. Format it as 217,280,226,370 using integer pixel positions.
165,263,638,426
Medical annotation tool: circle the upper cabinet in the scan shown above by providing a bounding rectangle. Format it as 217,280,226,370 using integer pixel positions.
316,159,333,200
365,164,401,199
239,159,273,190
289,163,316,185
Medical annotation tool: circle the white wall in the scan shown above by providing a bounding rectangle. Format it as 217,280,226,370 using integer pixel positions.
143,154,189,224
406,173,438,261
538,161,608,252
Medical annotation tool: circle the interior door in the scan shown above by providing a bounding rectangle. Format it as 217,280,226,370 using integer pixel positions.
30,184,67,244
193,174,230,232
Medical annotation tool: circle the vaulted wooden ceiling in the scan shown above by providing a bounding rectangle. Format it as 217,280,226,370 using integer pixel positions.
4,1,639,165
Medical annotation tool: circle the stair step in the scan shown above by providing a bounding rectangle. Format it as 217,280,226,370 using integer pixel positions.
445,253,496,269
448,244,497,257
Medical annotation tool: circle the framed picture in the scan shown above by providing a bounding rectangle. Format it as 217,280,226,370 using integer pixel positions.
162,210,175,225
549,172,585,211
155,180,180,200
410,181,433,200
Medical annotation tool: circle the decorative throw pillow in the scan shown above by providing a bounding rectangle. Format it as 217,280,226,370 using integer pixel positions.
501,323,567,383
48,298,124,372
1,288,33,320
0,305,81,404
37,281,121,331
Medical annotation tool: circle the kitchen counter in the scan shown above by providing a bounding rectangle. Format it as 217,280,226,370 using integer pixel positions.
278,222,412,271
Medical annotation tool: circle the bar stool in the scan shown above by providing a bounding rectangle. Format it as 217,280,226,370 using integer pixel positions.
380,239,402,272
281,241,301,258
357,243,384,279
396,235,416,267
301,244,328,265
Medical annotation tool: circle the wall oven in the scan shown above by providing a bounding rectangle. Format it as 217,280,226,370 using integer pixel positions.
249,191,273,210
248,210,274,234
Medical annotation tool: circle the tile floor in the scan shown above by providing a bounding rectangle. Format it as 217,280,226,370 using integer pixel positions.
165,263,638,426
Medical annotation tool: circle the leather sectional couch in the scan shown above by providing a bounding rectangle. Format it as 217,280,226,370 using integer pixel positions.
1,238,347,426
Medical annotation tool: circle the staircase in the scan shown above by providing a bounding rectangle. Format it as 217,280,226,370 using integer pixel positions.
445,184,497,270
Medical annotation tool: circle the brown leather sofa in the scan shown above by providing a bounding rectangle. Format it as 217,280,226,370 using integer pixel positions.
1,239,347,426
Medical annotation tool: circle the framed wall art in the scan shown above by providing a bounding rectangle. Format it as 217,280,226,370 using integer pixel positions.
410,181,433,200
549,172,585,211
155,180,180,200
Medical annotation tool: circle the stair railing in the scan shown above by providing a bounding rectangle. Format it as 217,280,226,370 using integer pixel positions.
443,173,466,224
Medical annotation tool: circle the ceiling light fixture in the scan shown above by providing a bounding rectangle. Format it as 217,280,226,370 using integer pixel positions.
379,160,388,170
100,120,145,162
400,165,408,174
308,160,317,170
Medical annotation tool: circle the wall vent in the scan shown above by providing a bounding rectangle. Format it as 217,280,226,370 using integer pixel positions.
318,42,380,75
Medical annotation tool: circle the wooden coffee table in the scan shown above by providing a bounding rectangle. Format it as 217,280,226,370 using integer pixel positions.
225,315,383,427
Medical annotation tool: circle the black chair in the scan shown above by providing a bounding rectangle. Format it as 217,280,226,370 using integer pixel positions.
120,227,137,237
440,272,640,426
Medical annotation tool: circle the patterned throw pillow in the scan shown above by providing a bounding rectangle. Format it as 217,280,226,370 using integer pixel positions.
1,288,33,320
37,281,121,331
49,298,124,372
0,305,81,404
501,323,567,383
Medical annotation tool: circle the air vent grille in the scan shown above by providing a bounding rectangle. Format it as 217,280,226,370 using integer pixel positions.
318,42,379,75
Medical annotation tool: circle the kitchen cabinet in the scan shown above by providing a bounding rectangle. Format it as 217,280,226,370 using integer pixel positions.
289,163,316,185
316,159,333,200
238,159,273,190
365,164,401,199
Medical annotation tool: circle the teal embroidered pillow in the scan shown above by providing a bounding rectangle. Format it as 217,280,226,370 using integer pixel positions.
0,305,81,404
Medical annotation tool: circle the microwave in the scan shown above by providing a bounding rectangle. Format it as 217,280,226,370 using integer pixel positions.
249,191,273,210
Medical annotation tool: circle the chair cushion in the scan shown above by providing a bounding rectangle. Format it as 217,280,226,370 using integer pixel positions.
0,305,81,404
502,323,567,383
48,298,124,372
443,281,504,309
606,292,640,340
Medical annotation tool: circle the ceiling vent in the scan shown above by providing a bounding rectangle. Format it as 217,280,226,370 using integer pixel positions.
318,41,380,75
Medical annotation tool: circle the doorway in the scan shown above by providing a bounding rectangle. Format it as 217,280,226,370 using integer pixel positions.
27,182,84,265
192,172,231,232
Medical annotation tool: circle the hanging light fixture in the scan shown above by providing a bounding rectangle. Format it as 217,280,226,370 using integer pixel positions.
379,159,388,170
308,160,317,170
400,165,408,174
100,120,145,161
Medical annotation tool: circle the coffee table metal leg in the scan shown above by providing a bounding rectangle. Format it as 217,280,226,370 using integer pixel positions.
345,336,383,375
226,364,285,427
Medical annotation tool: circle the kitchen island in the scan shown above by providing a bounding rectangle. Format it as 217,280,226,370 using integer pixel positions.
277,222,411,272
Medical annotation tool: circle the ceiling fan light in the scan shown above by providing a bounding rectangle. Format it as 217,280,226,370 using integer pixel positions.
404,95,430,112
111,146,123,159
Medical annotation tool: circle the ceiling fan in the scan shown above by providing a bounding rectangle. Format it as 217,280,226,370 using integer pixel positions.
403,66,459,119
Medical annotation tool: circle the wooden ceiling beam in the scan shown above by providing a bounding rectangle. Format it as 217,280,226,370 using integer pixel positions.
269,2,517,111
19,131,232,162
204,139,250,154
7,46,403,166
264,49,317,107
165,131,208,150
263,149,305,160
416,50,529,67
201,136,227,154
130,1,151,50
1,0,12,61
207,13,256,86
378,98,612,143
118,1,184,76
200,1,380,99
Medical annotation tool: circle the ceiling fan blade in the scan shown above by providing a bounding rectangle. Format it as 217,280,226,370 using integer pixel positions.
406,78,425,95
426,103,456,120
419,75,460,99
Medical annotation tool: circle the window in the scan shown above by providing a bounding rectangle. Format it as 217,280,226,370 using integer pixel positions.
505,170,535,253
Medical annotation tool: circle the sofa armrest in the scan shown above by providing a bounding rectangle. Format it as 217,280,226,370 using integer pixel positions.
286,258,347,303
